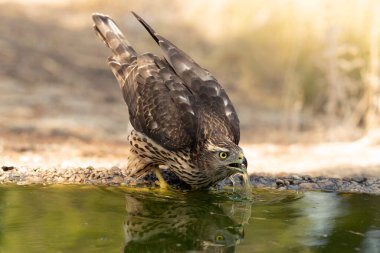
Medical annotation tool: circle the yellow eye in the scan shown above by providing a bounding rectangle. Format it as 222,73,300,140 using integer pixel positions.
215,235,225,241
219,151,228,160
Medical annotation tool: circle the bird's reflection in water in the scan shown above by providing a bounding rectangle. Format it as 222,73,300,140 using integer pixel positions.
123,192,251,253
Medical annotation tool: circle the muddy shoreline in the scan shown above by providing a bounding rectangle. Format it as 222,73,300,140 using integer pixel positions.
1,165,379,194
249,173,380,195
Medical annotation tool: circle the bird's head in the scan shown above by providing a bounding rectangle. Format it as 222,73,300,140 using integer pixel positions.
194,140,248,182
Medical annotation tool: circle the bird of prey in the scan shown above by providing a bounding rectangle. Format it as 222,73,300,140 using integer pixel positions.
123,192,249,251
92,12,247,189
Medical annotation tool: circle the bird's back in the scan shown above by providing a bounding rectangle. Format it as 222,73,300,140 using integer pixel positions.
92,13,240,151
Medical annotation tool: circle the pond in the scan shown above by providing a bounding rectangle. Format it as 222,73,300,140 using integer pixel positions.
0,185,379,253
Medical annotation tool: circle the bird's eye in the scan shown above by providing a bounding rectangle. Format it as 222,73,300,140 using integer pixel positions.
219,151,228,160
215,235,225,241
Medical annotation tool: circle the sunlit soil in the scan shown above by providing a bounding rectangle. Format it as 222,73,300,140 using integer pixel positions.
1,131,379,179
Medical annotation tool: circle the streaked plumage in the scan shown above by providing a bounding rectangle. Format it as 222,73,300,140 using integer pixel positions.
92,12,247,189
123,193,250,252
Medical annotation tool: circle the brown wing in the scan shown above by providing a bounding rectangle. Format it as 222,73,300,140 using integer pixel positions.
132,12,240,144
93,14,196,150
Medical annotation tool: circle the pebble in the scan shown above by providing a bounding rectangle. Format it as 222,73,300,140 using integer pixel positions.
292,180,300,185
2,166,15,171
303,175,312,181
292,175,302,180
318,181,337,191
352,176,366,183
275,179,284,186
0,166,379,194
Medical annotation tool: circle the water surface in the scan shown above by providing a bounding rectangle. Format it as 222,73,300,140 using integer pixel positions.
0,185,379,253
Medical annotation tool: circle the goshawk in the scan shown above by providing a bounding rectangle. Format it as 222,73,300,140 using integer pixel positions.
92,12,247,189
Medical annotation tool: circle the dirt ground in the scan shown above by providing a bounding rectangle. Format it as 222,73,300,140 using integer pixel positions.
2,130,380,178
0,3,379,191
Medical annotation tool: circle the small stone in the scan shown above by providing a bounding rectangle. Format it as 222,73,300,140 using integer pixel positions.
276,179,285,186
350,181,359,186
352,176,366,183
292,180,300,185
366,178,376,185
318,181,337,191
317,178,329,183
292,175,302,180
302,175,310,180
2,166,15,171
9,174,21,181
259,178,269,185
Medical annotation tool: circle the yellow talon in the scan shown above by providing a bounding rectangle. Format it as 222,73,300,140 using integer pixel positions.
154,168,170,189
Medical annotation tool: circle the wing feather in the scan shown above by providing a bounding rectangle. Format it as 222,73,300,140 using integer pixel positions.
132,12,240,144
93,14,196,150
94,12,240,148
126,54,197,150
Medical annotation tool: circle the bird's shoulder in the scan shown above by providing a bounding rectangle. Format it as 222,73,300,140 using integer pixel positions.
119,53,198,150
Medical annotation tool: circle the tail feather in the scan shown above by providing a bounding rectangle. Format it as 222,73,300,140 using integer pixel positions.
92,13,137,65
131,11,159,44
131,12,214,83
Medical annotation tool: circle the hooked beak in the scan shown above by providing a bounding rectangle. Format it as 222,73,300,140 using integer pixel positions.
241,156,248,169
228,155,248,173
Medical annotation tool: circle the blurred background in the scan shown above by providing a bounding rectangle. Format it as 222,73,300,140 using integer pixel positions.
1,0,380,147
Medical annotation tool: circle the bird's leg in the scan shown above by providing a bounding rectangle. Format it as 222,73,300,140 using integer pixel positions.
154,167,169,189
